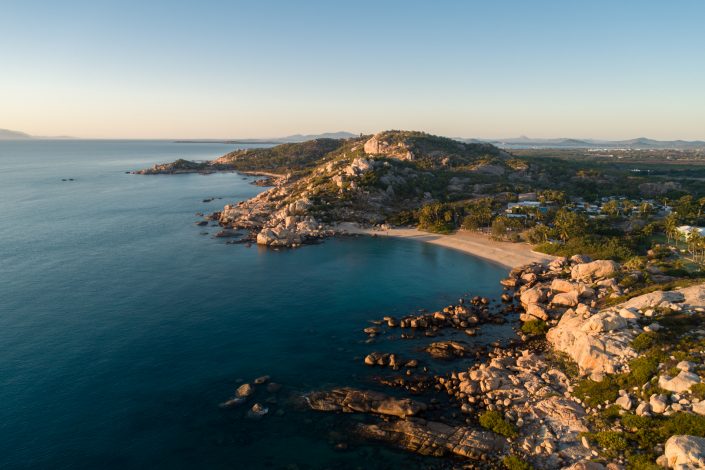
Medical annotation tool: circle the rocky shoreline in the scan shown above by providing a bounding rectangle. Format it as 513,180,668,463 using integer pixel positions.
223,255,705,469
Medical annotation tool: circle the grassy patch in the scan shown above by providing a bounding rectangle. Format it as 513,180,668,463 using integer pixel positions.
593,431,629,453
574,352,663,407
631,332,660,352
503,454,534,470
479,410,518,438
521,320,549,336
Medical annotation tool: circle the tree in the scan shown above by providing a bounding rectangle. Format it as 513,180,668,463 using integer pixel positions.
622,200,635,215
491,216,509,240
461,199,493,231
639,201,653,217
538,190,567,205
697,197,705,219
418,202,456,234
664,214,679,244
490,216,523,241
675,195,695,222
553,209,588,242
602,200,620,218
686,230,704,263
525,224,552,244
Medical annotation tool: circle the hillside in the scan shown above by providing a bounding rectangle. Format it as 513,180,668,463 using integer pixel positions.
211,131,524,246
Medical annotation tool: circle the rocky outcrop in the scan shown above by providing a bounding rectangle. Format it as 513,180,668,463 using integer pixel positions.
547,306,635,378
356,418,507,460
363,134,414,160
435,348,590,466
570,260,620,281
547,283,705,379
305,387,427,419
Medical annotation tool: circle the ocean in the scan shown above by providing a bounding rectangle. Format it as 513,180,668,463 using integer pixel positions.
0,140,508,469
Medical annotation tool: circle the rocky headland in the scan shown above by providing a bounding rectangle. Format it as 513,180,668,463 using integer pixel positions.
137,130,528,248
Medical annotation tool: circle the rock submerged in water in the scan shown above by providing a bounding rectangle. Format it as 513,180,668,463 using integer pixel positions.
247,402,269,419
305,387,427,419
424,340,472,360
235,383,254,398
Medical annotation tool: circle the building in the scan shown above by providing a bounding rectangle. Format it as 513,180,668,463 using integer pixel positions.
677,226,705,240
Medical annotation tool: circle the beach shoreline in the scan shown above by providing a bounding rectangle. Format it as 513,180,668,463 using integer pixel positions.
336,223,554,269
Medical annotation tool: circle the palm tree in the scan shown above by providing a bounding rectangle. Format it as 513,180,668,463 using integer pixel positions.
697,197,705,219
664,214,678,244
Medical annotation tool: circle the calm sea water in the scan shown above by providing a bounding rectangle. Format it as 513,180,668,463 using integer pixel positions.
0,140,508,469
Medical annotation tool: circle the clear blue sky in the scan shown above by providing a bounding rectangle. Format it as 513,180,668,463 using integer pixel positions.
1,0,704,139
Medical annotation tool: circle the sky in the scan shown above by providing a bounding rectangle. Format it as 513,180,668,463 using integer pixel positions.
1,0,704,140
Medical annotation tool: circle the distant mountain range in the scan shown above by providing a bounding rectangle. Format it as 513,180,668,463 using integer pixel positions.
3,127,704,149
471,136,705,150
0,128,75,140
176,131,359,144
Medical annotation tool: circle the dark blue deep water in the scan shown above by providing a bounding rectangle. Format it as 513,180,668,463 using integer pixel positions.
0,140,508,469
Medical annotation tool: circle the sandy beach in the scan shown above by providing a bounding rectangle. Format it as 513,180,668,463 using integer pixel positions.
337,223,554,269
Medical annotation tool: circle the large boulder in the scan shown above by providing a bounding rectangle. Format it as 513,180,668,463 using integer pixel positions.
551,278,579,293
571,260,620,281
660,435,705,469
659,371,702,393
520,287,547,307
552,291,580,308
521,303,550,322
622,290,685,310
680,284,705,309
546,308,635,378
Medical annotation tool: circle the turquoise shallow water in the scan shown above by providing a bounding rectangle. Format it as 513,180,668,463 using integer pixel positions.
0,140,508,469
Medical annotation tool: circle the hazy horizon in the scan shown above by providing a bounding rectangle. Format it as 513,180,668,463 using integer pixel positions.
4,128,705,143
2,0,704,140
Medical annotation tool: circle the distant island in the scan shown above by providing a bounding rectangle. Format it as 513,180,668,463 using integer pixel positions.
0,128,33,140
479,136,705,150
0,128,75,140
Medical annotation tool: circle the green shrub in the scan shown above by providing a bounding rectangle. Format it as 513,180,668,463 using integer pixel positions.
534,235,634,261
479,410,518,438
661,412,705,437
594,431,629,452
624,354,662,388
625,453,661,470
521,320,549,336
574,378,620,407
691,383,705,400
503,454,534,470
631,332,660,352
